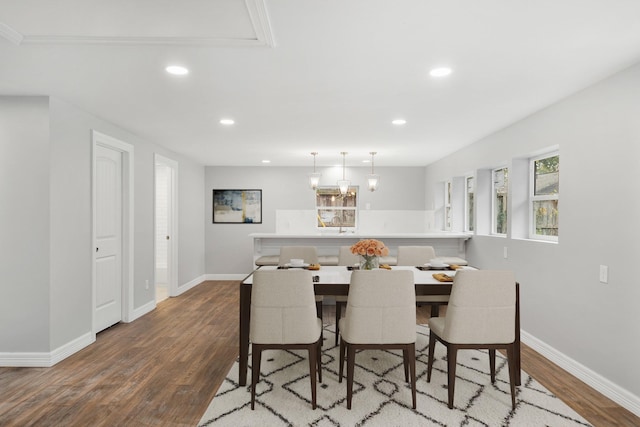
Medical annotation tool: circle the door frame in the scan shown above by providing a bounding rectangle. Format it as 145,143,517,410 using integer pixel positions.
154,154,179,297
91,130,135,335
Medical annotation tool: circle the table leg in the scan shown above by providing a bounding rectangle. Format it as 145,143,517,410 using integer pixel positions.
515,283,521,386
239,282,251,386
430,303,440,318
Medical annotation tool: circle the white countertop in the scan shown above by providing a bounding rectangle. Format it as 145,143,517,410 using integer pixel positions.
249,232,471,239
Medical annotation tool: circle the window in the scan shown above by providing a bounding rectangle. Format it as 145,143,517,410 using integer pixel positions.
492,167,508,235
530,153,559,240
465,176,474,232
316,186,358,230
444,180,452,231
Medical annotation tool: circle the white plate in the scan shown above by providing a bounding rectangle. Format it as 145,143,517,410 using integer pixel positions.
424,263,449,269
285,263,309,268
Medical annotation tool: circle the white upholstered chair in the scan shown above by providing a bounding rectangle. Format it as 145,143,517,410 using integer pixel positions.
396,245,437,266
278,246,319,266
334,246,360,345
396,245,450,316
338,270,417,409
250,269,323,409
427,270,518,409
278,246,323,317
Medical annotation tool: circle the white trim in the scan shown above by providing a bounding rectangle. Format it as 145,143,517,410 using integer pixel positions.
19,35,267,47
154,154,179,298
0,332,94,367
206,273,248,281
0,22,24,45
175,275,208,296
91,130,135,331
129,300,157,322
12,0,274,48
246,0,276,47
522,329,640,418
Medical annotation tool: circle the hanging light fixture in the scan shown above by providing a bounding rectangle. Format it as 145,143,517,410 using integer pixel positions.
337,152,350,195
367,151,379,192
308,152,321,190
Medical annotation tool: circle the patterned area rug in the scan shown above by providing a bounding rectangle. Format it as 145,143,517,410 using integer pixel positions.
198,325,592,426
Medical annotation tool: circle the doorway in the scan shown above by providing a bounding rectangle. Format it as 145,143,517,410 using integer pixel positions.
92,131,134,334
154,154,178,303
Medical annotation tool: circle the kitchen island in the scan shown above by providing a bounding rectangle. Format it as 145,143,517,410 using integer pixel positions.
250,232,471,266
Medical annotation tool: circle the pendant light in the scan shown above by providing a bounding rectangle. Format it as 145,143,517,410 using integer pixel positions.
308,152,321,190
337,152,350,195
367,151,379,192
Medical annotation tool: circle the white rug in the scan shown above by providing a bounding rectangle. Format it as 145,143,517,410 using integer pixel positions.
198,325,592,426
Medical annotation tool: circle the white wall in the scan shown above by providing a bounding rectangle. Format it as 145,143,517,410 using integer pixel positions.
425,63,640,408
178,156,206,287
205,165,425,275
0,95,206,362
0,96,51,352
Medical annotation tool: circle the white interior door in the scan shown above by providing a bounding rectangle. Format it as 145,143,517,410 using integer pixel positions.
154,154,178,300
95,144,123,332
155,163,170,302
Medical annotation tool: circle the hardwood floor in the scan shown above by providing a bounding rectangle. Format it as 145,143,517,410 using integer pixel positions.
0,280,638,426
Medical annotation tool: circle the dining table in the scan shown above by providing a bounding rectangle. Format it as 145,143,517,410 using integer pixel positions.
238,265,521,387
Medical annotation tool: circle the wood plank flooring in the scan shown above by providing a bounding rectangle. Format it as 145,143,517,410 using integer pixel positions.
0,280,638,426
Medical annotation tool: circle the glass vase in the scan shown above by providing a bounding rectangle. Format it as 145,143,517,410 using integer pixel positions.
360,255,380,270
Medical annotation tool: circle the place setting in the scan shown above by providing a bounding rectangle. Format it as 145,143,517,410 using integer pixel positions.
278,258,321,270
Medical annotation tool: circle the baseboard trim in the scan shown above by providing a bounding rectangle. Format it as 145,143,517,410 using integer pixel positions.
522,329,640,417
205,273,247,281
129,300,156,322
175,274,207,296
0,332,95,367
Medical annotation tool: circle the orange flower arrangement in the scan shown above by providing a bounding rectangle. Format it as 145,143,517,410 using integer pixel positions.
350,239,389,257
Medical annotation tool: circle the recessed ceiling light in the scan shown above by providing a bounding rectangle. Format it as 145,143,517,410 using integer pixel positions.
262,160,271,164
362,159,370,163
220,119,235,125
392,119,407,125
429,67,453,78
165,65,189,75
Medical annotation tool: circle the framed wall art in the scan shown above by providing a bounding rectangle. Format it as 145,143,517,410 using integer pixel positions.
212,189,262,224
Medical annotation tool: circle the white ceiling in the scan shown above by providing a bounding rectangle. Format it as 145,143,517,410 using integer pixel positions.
2,0,640,167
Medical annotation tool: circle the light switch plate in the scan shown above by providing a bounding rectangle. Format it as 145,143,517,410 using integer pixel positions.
599,265,608,283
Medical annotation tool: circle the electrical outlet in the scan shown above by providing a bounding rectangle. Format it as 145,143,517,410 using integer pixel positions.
599,265,608,283
145,279,150,289
503,246,508,259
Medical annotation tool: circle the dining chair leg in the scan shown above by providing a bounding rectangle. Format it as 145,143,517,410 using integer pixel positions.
316,339,323,383
447,345,458,409
346,343,356,409
250,345,263,410
489,348,496,383
426,332,436,382
402,348,409,382
506,344,517,409
409,343,417,409
335,302,343,346
316,301,323,343
338,338,346,383
308,344,318,409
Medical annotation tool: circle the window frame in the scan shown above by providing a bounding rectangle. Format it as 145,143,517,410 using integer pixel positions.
444,180,452,231
464,175,474,232
529,152,559,241
491,166,508,236
315,186,358,231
